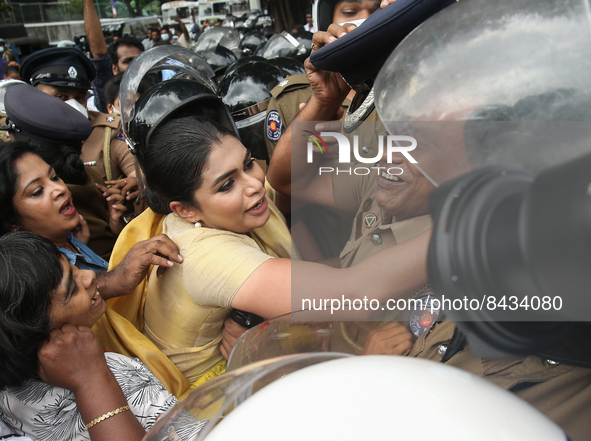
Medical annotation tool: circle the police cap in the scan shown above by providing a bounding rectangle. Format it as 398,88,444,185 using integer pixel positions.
4,84,92,144
20,47,96,90
310,0,455,85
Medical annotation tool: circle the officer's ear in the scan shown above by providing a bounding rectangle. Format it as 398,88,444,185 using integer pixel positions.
112,64,119,75
169,201,203,224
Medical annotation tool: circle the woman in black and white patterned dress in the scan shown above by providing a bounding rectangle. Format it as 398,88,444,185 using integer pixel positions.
0,231,204,441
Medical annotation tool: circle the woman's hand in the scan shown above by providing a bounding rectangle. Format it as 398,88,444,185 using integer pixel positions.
219,317,249,360
72,214,90,244
38,324,146,441
38,324,109,394
96,234,183,299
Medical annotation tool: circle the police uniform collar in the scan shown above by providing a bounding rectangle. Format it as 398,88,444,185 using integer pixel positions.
89,111,120,128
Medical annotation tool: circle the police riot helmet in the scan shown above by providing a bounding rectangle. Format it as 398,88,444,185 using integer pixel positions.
195,45,238,77
239,30,268,57
222,15,236,27
267,57,306,76
257,31,311,62
194,27,242,55
224,55,267,78
374,0,591,356
234,14,249,31
312,0,339,32
144,355,566,441
120,45,217,150
254,15,276,37
218,60,288,162
243,9,263,29
128,78,238,164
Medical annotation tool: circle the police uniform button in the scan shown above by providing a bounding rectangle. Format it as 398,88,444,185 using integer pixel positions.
362,145,369,153
545,359,560,366
371,234,382,245
438,344,448,356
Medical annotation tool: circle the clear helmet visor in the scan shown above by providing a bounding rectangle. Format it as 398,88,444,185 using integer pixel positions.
374,0,591,186
119,45,216,140
194,27,242,52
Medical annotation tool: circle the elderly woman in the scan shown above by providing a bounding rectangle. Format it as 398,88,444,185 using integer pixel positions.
0,231,205,441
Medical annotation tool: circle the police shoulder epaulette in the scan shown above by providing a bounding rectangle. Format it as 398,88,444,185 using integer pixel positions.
89,111,120,129
270,74,310,98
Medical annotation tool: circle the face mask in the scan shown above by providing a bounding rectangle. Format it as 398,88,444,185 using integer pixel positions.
161,33,170,41
338,18,366,28
0,47,5,53
111,106,121,116
65,98,89,119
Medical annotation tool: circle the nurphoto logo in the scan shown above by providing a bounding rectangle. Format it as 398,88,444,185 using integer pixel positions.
304,131,418,175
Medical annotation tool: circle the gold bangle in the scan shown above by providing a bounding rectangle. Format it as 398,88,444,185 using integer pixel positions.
85,405,130,430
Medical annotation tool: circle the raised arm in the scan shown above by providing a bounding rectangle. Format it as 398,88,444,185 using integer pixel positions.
267,56,349,209
38,325,146,441
84,0,107,61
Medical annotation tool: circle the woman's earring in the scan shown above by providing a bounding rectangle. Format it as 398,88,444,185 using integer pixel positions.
194,222,202,228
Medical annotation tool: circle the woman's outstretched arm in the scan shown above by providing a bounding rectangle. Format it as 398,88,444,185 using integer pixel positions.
231,229,430,319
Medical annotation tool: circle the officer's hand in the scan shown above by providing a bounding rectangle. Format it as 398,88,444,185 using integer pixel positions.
96,182,127,235
220,317,248,360
311,22,359,52
362,322,416,356
105,177,139,202
304,55,350,111
38,324,109,394
72,214,90,245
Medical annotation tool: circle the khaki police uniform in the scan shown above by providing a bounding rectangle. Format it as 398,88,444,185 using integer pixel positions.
266,75,359,258
82,112,136,182
410,321,591,441
333,169,591,440
333,169,432,268
68,167,117,261
264,74,314,160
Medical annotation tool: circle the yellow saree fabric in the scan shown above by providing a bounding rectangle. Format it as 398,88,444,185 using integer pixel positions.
92,209,191,398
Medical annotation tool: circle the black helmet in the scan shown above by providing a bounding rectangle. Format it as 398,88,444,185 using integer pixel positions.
254,15,276,37
218,61,287,162
243,10,263,29
195,45,238,77
194,27,242,55
222,15,236,27
312,0,340,32
257,31,311,62
239,30,268,57
234,14,249,30
224,55,267,78
128,78,238,160
267,57,306,76
120,45,217,142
